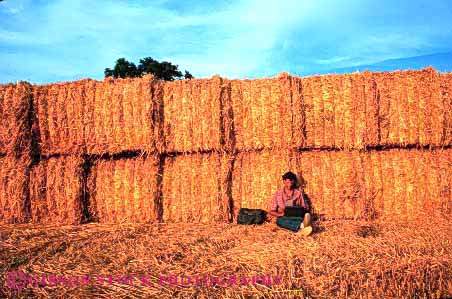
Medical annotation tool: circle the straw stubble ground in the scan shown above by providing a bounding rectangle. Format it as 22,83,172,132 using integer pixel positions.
0,218,451,299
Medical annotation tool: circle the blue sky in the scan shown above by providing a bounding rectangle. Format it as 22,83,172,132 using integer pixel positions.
1,0,452,84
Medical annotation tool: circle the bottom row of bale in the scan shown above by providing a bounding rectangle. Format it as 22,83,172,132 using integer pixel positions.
0,148,451,224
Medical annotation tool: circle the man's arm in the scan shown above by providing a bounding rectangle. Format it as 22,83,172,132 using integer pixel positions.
268,191,283,217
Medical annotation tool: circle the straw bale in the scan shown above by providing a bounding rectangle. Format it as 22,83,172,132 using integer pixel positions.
162,77,223,153
32,82,86,156
85,75,161,155
441,73,452,145
301,73,378,149
0,155,30,223
87,155,160,223
162,153,233,223
29,156,85,225
373,68,445,146
232,149,300,219
0,82,32,156
229,75,302,151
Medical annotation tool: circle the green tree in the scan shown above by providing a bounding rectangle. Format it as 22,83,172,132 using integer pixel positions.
104,58,139,79
105,57,193,80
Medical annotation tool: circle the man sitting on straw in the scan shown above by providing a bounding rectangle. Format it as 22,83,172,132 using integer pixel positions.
267,171,313,236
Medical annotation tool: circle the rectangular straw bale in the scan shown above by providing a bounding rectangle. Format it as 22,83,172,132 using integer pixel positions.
0,82,32,156
0,155,30,223
29,155,84,224
440,73,452,145
302,76,324,147
373,68,445,146
331,151,364,219
87,155,160,223
232,149,299,219
162,77,223,153
85,76,160,155
32,82,86,156
162,153,233,223
230,74,301,151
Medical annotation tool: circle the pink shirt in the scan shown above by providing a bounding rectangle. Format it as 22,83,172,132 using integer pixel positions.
269,187,308,212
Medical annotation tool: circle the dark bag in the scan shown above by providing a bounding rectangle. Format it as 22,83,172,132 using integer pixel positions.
276,216,303,232
237,208,267,225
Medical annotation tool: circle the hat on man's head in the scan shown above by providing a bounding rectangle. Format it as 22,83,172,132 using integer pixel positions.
282,171,297,182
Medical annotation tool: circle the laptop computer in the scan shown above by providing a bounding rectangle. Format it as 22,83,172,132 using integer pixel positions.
284,206,307,218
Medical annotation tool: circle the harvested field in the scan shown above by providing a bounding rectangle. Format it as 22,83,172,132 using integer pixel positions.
29,156,85,225
0,218,451,299
162,153,233,223
0,82,32,157
87,155,161,223
0,155,31,224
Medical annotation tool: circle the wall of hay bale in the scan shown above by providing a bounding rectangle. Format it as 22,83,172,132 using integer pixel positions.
87,155,161,223
0,82,33,157
162,152,233,223
29,155,85,225
0,155,31,224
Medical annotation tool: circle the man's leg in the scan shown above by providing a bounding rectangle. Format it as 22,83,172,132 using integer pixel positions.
303,213,311,228
299,213,312,236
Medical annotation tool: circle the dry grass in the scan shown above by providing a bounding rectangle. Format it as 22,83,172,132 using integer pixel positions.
29,156,85,225
0,218,451,299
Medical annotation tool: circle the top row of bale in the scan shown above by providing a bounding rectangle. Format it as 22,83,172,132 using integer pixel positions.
0,67,451,157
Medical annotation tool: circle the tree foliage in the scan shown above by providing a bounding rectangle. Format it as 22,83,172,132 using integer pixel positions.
105,57,193,81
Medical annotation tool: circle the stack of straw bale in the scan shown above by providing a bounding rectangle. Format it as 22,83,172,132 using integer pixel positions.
373,67,446,146
162,153,233,223
0,82,33,224
29,156,85,224
301,72,378,149
0,82,33,156
162,76,227,153
87,155,161,223
229,73,304,151
0,155,31,223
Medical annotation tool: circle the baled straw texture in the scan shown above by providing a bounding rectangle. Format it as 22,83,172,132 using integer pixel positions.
0,219,450,299
373,67,446,146
363,148,452,220
86,75,161,155
162,153,233,223
0,155,30,224
32,81,86,156
162,76,224,153
0,82,32,156
301,73,378,149
229,73,303,151
87,155,160,223
29,156,85,225
295,150,364,219
441,72,452,145
231,149,299,219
